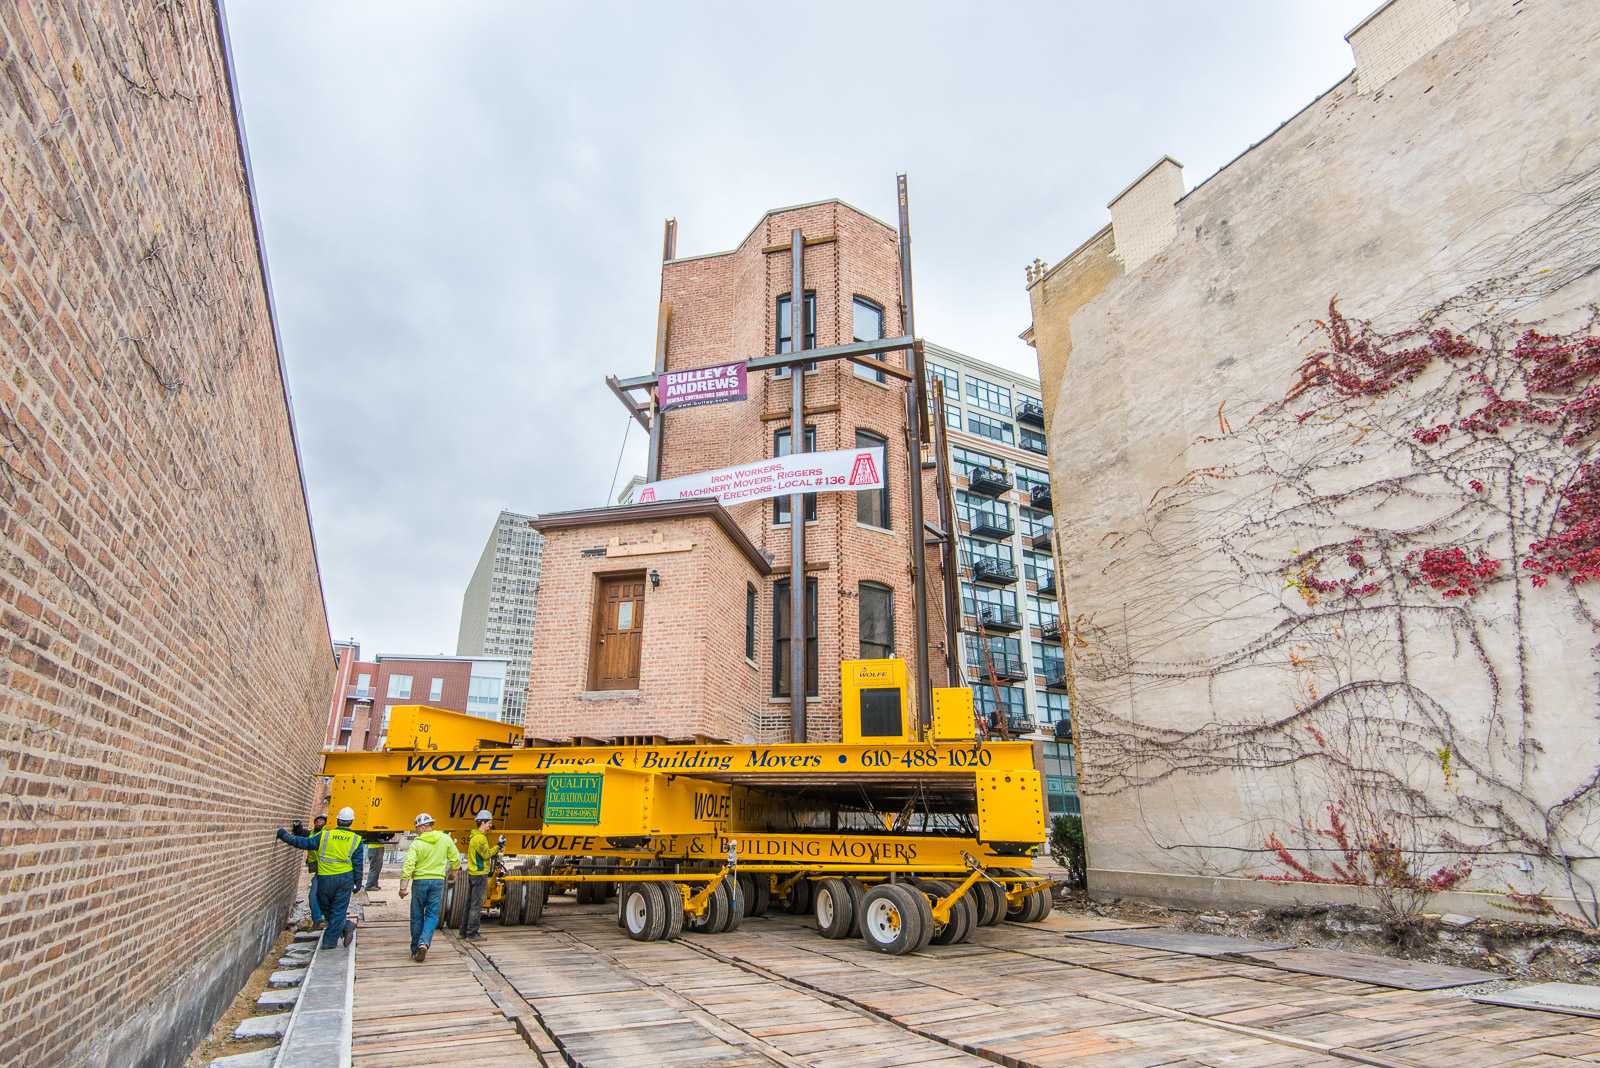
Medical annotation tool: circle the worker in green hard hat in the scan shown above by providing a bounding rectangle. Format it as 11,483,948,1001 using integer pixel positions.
399,812,460,962
459,810,505,941
277,806,364,950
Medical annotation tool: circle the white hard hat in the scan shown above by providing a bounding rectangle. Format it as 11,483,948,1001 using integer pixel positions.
414,813,434,827
337,807,356,822
475,810,495,821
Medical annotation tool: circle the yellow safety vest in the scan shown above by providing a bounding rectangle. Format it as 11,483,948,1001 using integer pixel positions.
316,827,360,877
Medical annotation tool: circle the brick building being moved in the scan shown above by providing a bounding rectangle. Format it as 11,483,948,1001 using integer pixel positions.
527,201,954,745
0,3,332,1065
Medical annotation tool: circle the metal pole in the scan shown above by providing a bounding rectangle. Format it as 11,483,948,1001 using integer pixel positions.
646,302,670,481
929,378,963,690
897,175,933,738
789,228,806,742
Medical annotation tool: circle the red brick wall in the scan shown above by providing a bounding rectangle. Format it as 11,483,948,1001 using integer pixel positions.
0,4,333,1065
526,515,765,743
656,202,949,740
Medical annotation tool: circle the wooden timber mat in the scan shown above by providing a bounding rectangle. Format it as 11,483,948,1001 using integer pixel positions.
1470,983,1600,1020
1239,948,1501,991
1025,912,1157,933
475,899,987,1067
350,880,1600,1068
350,881,539,1066
1062,929,1295,956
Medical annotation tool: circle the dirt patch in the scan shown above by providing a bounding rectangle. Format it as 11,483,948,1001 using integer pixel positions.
1057,890,1600,985
183,925,299,1066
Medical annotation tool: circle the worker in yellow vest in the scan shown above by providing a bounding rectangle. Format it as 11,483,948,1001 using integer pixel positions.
459,810,504,941
277,806,365,950
398,812,460,962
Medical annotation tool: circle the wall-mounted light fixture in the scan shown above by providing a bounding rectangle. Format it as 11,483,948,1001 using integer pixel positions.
650,570,661,589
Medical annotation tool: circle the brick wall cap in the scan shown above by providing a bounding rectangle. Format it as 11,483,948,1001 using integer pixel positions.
530,498,772,574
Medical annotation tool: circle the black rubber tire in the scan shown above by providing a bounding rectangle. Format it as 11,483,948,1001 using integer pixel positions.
778,877,812,915
687,878,735,934
622,882,668,942
499,878,525,926
747,875,770,917
814,877,855,939
1001,869,1030,921
524,878,547,925
905,880,936,951
1019,882,1053,923
659,881,685,940
922,880,977,946
842,878,866,938
737,874,756,916
973,880,1005,927
859,884,924,955
722,877,744,932
444,869,469,930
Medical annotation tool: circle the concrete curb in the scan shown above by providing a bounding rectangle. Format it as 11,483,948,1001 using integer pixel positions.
270,934,354,1068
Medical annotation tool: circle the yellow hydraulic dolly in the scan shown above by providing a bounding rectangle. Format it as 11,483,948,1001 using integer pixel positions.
324,660,1057,955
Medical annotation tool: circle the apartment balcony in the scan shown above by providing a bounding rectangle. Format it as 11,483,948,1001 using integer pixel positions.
1045,666,1071,691
1030,527,1052,552
1015,399,1045,427
966,508,1014,540
1052,718,1073,742
1020,436,1048,456
974,604,1022,633
966,466,1012,498
987,713,1038,736
1029,483,1052,511
339,717,354,731
1036,574,1057,598
347,685,376,700
1039,619,1062,643
971,653,1029,683
972,558,1019,586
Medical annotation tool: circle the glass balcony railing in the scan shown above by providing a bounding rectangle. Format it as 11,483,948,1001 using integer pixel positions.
347,685,376,700
1036,574,1057,598
966,467,1012,498
975,605,1023,633
1029,483,1052,510
967,508,1014,540
1015,399,1045,427
972,558,1019,586
1029,527,1052,552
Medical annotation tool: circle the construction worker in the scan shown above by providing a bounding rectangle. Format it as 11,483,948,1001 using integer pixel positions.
398,812,460,962
459,810,505,941
276,807,364,950
298,813,327,928
360,830,395,891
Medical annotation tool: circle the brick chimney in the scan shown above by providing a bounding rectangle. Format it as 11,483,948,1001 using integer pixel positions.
1107,156,1185,273
1347,0,1470,92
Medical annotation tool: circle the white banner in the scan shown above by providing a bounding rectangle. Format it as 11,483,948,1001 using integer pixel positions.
637,448,885,507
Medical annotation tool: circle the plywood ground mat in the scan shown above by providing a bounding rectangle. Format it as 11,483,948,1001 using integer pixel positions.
1240,947,1501,990
1063,929,1294,955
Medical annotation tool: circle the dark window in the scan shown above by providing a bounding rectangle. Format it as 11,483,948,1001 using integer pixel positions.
965,376,1011,415
952,447,1005,477
855,429,889,528
852,296,887,383
1021,426,1047,453
858,582,894,660
858,688,903,737
745,584,756,661
774,426,818,524
968,413,1015,446
775,291,817,374
773,577,819,698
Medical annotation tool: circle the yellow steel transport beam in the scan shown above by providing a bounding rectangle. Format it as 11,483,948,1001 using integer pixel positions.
320,740,1039,779
383,704,522,751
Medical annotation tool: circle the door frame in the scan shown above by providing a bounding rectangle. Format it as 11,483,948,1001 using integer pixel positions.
587,569,647,691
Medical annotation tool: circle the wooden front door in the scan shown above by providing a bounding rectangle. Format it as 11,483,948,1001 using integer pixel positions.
590,574,645,690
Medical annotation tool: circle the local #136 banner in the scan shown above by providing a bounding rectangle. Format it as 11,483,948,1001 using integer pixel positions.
637,448,884,506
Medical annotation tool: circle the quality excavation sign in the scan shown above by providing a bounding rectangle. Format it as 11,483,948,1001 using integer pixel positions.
638,447,884,506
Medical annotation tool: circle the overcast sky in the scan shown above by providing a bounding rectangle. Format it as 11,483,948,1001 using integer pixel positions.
224,1,1379,657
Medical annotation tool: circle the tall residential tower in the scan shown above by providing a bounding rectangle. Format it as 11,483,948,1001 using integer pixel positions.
457,510,544,726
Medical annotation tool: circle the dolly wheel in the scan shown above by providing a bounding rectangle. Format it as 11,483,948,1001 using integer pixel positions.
779,876,811,915
973,880,1005,927
814,877,855,940
659,881,685,940
623,882,669,942
523,861,547,926
500,879,525,926
922,880,977,946
860,884,923,955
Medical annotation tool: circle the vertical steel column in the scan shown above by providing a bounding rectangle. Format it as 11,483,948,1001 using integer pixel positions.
646,301,670,482
930,377,963,689
897,175,933,736
789,228,806,742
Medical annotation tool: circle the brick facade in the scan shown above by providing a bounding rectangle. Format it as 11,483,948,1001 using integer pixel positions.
0,4,332,1066
527,506,769,743
524,201,950,746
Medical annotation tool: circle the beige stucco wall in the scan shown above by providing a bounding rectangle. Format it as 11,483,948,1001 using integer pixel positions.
1035,0,1600,918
